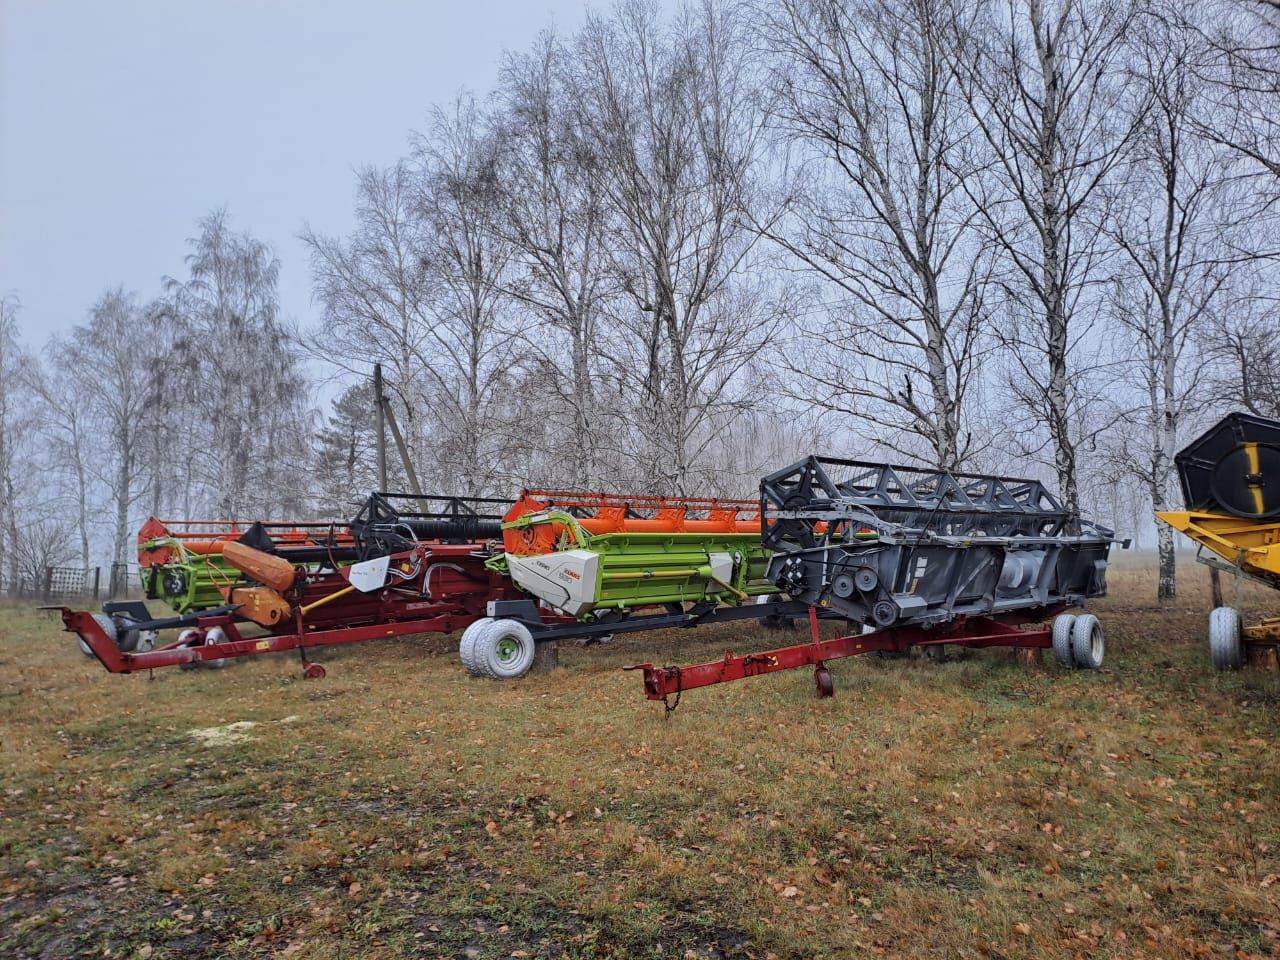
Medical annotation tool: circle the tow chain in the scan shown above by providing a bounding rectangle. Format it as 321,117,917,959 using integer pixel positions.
662,666,683,719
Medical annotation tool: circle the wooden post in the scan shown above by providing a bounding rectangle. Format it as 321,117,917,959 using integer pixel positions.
42,567,53,602
533,641,559,673
1209,567,1224,608
92,566,101,600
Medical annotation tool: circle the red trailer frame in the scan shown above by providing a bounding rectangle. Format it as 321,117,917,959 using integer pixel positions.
629,605,1067,711
61,541,536,678
63,607,481,679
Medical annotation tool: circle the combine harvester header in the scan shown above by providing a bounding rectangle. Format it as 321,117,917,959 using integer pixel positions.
59,456,1121,698
64,493,527,678
136,515,356,616
491,489,771,616
1157,412,1280,668
455,488,815,679
61,487,810,681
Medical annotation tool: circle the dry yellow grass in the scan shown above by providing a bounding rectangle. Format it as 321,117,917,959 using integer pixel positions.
1,553,1278,959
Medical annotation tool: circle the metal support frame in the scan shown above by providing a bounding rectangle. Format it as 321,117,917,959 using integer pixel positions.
761,455,1075,546
507,597,826,643
63,606,483,675
63,595,822,677
630,606,1062,704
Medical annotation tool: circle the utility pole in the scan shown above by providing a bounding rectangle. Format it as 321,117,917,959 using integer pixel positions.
373,364,388,492
371,363,425,498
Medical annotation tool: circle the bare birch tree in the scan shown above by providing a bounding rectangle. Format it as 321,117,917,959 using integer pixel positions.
1194,1,1280,184
303,163,434,470
135,296,205,520
570,0,787,491
12,519,75,585
1207,278,1280,419
169,210,313,518
58,289,154,565
494,32,620,486
1103,13,1246,599
0,295,31,589
29,347,95,571
955,0,1139,520
764,0,993,469
410,94,519,495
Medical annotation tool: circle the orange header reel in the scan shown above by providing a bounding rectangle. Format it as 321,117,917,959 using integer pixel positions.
502,489,762,556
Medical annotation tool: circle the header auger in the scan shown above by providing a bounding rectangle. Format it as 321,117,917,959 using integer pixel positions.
489,489,774,616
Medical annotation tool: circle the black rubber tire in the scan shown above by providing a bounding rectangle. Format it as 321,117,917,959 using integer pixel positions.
1208,606,1244,670
758,595,794,630
82,614,118,657
204,627,229,669
1051,614,1077,667
1070,614,1105,670
475,619,537,680
458,618,491,677
177,628,202,671
814,666,834,697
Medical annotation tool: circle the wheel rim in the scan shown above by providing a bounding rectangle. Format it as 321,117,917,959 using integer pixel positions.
1090,626,1102,662
496,636,521,664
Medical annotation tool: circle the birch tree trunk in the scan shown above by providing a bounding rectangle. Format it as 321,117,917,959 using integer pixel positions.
411,93,518,496
955,0,1138,522
494,31,616,486
765,0,990,468
571,0,784,491
1103,10,1238,601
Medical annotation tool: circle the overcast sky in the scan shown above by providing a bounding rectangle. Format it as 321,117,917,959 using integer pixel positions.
0,0,598,350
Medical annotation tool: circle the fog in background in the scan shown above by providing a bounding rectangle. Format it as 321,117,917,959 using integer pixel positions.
0,0,596,346
2,0,1279,602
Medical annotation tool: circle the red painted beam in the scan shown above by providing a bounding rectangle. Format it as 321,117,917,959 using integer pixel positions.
62,608,476,675
630,613,1052,701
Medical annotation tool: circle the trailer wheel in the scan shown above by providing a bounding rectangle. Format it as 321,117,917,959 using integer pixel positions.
1051,614,1077,666
81,614,118,657
1070,614,1104,670
177,628,202,670
814,665,834,697
458,618,491,677
475,619,537,680
204,627,229,669
1208,606,1243,670
759,594,795,630
115,627,157,653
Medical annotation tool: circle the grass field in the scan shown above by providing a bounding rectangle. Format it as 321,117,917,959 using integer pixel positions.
2,556,1279,959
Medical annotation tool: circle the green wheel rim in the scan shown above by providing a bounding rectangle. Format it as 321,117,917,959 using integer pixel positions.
496,636,520,663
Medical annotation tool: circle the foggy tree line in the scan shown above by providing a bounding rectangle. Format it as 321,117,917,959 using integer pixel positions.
2,0,1280,600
